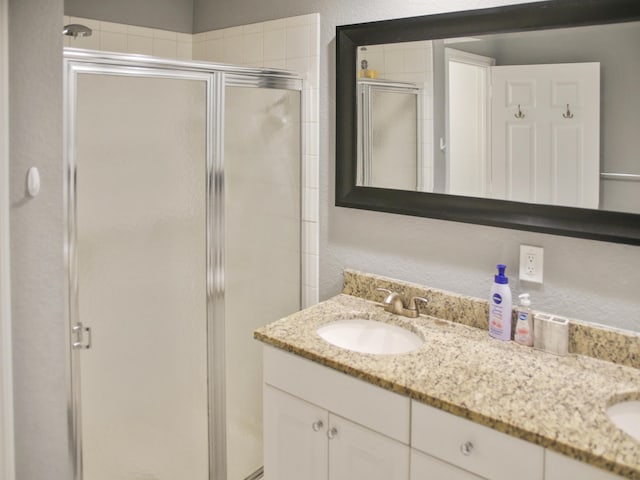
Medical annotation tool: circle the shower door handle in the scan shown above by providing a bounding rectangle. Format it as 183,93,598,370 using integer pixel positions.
72,322,92,349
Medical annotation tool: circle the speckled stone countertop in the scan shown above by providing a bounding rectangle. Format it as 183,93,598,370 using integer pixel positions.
255,293,640,479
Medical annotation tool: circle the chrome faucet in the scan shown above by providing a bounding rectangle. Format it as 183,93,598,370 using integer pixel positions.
375,288,428,318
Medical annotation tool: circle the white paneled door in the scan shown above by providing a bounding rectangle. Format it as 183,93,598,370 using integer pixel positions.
491,62,600,208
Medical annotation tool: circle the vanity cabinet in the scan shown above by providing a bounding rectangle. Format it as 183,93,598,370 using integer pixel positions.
263,346,410,480
263,345,626,480
264,386,409,480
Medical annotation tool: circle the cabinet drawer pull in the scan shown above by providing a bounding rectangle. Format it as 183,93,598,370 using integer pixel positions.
460,441,474,456
312,420,324,432
327,427,338,439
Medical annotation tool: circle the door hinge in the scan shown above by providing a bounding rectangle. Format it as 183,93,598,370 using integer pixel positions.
72,322,92,349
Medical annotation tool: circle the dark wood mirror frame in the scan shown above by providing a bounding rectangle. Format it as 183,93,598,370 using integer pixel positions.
336,0,640,245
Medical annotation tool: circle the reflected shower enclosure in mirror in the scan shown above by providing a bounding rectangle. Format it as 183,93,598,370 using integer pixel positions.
336,0,640,245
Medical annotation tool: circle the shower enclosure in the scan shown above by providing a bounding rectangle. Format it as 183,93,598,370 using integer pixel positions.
64,49,302,480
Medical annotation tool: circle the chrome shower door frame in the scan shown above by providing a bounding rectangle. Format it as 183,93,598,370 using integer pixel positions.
64,56,218,480
63,49,303,480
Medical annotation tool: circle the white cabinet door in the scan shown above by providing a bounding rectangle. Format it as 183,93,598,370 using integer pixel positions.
329,413,410,480
545,450,625,480
411,448,484,480
263,385,328,480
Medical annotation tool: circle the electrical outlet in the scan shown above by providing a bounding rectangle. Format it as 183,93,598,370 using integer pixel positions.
519,245,544,283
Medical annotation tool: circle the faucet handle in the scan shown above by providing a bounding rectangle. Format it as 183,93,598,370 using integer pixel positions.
408,296,429,315
375,287,393,297
376,287,399,303
375,287,404,314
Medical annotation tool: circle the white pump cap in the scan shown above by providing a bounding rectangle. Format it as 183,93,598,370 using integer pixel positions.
518,293,531,307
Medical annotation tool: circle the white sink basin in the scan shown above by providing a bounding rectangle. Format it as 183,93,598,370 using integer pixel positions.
607,400,640,442
317,319,423,355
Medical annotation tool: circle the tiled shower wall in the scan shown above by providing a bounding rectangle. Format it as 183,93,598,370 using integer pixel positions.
64,14,320,306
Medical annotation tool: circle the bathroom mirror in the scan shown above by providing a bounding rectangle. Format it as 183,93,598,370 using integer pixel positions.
336,0,640,245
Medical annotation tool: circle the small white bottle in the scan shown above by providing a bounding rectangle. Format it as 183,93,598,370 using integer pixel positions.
489,264,512,341
514,293,534,347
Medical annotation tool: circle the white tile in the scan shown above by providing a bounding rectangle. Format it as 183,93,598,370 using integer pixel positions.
304,88,318,123
153,29,177,40
69,30,101,50
223,36,244,63
222,25,243,38
302,285,319,308
100,21,128,34
191,41,206,59
285,25,310,59
403,49,428,73
383,42,405,53
127,25,155,38
302,220,319,255
363,51,384,73
303,154,319,189
285,56,310,80
203,29,224,41
243,33,263,65
127,35,153,55
195,38,225,62
176,42,192,60
308,55,319,90
243,22,264,34
192,32,208,43
384,54,404,75
286,14,314,28
264,29,286,61
423,94,434,119
101,31,128,53
309,22,319,57
303,186,318,222
69,16,101,31
177,33,192,43
263,19,286,31
303,253,319,287
264,59,286,69
305,121,318,157
153,38,177,58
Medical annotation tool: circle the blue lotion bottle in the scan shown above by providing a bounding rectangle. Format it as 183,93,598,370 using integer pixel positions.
489,264,513,341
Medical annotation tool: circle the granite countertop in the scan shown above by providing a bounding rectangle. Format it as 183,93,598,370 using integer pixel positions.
255,293,640,479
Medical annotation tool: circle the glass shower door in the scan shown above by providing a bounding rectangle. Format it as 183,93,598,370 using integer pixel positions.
73,71,209,480
223,85,301,480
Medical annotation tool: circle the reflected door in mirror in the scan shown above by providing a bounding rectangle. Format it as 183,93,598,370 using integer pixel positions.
491,63,600,208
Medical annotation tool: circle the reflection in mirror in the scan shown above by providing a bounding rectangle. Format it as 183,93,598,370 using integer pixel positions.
355,21,640,213
356,41,433,192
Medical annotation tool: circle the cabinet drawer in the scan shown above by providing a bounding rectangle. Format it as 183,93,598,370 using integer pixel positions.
411,401,543,480
264,346,410,443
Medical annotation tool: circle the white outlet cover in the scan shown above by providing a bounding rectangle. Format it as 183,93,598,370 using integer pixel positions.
519,245,544,283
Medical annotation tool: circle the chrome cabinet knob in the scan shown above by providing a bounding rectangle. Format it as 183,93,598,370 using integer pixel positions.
311,420,324,432
327,427,338,439
460,441,474,456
